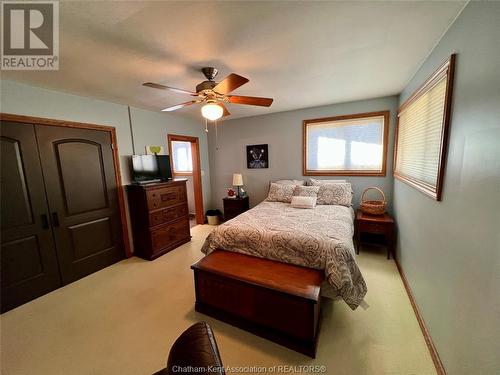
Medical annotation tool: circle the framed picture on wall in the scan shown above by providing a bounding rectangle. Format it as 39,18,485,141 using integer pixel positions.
247,144,269,169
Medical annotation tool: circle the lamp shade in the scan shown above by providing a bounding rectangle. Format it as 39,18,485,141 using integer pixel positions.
232,173,243,186
201,103,223,121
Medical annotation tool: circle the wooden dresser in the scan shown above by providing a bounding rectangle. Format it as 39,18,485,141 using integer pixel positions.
127,180,191,260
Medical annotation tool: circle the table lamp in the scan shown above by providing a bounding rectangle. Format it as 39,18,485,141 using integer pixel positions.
232,173,243,198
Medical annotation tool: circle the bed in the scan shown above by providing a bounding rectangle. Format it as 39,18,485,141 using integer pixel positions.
201,200,367,310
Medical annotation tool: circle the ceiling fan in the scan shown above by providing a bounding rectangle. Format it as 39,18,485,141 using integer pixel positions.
143,67,273,121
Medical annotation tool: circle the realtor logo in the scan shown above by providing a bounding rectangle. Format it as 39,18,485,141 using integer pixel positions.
1,1,59,70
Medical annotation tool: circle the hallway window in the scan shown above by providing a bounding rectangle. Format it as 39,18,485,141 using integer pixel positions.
171,141,193,173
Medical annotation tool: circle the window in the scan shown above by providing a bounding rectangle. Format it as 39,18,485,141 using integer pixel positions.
303,111,389,176
394,55,455,201
171,140,193,173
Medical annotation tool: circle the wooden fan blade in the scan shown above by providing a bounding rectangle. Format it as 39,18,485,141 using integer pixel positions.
143,82,198,96
219,103,231,117
228,95,273,107
213,73,249,94
161,100,201,112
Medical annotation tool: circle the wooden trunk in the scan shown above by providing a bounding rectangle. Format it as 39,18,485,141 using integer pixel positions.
191,250,323,357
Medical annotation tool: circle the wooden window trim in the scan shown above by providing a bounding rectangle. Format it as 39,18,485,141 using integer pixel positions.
302,111,390,176
393,54,455,201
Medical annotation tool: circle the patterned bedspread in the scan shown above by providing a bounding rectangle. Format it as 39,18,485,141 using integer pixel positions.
201,201,367,309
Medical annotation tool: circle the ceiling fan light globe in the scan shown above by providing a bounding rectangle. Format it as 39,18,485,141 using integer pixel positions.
201,103,223,121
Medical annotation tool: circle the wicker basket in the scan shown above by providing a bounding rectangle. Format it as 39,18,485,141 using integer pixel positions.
360,186,387,215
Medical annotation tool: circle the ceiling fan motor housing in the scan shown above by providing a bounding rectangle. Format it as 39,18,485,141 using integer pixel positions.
197,67,219,93
196,80,217,93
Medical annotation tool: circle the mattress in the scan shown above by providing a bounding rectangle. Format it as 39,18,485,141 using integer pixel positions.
201,201,367,309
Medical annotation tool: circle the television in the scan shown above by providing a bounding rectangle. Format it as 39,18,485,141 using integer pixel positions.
131,155,172,183
156,155,172,181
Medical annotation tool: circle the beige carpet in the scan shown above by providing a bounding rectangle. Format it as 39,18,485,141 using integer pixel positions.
1,225,436,375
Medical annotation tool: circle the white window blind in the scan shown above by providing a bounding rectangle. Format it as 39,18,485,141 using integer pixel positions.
304,112,388,175
171,141,192,173
394,55,455,200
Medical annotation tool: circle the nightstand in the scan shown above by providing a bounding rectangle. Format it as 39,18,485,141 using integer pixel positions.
355,209,395,259
223,196,249,221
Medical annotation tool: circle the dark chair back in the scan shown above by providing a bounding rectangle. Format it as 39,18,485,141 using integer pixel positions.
154,321,225,375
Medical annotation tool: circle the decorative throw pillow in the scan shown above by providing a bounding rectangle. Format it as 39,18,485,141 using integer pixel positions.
308,178,347,186
293,185,320,197
316,183,352,206
266,182,295,203
274,179,306,186
291,196,317,209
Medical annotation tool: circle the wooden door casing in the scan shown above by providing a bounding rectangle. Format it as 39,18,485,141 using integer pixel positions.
167,134,204,224
35,125,124,284
0,121,62,312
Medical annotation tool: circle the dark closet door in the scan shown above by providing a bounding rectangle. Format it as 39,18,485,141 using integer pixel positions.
1,121,62,312
35,125,124,284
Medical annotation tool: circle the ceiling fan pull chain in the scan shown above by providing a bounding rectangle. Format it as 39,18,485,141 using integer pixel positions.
215,120,219,150
205,118,208,133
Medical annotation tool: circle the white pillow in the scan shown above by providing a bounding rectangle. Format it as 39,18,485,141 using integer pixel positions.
274,179,306,186
309,178,347,186
291,196,317,209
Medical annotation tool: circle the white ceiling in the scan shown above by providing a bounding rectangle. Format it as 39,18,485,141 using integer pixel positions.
2,1,465,120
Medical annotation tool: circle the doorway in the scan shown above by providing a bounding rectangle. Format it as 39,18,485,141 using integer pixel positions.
167,134,204,225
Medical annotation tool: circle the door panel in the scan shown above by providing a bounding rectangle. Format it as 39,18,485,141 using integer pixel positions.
35,125,124,283
68,217,113,261
2,236,43,285
56,140,109,215
0,121,61,312
0,137,33,227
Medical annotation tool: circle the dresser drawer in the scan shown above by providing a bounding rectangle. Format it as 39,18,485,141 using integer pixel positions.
147,185,186,210
149,204,188,227
358,221,387,234
151,217,191,253
224,199,243,208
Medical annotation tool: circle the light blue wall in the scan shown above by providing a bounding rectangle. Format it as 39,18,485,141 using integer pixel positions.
394,3,500,374
208,96,398,211
124,106,211,207
0,80,211,247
